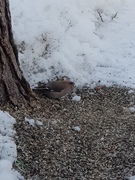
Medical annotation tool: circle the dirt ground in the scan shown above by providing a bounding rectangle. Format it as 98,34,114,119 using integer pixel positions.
3,86,135,180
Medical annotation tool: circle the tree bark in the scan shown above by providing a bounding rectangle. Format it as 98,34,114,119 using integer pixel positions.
0,0,31,106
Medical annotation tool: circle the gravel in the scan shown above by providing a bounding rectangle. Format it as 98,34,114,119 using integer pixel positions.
2,86,135,180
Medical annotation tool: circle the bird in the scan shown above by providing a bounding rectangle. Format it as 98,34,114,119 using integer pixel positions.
33,80,74,99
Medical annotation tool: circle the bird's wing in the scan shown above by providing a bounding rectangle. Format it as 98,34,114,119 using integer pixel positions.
47,81,65,92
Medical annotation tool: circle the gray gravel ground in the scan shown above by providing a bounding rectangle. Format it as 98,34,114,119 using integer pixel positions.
3,86,135,180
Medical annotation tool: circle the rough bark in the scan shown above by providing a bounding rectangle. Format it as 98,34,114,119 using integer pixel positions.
0,0,31,106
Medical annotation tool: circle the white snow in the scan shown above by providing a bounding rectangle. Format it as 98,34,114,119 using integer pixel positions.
25,117,43,126
72,126,81,132
129,107,135,113
25,117,35,126
0,111,24,180
35,120,43,126
128,90,135,94
72,95,81,102
9,0,135,88
129,176,135,180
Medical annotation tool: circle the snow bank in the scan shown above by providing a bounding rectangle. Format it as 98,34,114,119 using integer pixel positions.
10,0,135,88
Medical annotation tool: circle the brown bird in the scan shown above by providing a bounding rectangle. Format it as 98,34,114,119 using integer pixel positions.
33,80,74,99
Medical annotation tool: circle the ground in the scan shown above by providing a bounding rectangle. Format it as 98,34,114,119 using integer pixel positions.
7,1,135,179
2,86,135,180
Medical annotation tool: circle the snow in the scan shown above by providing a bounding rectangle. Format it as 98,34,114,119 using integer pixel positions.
1,0,135,179
128,90,135,94
72,95,81,102
129,107,135,113
72,126,81,132
25,117,43,126
0,111,24,180
129,176,135,180
9,0,135,88
35,120,43,126
25,117,35,126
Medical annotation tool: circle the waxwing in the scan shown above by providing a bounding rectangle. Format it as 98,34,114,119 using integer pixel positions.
33,80,74,99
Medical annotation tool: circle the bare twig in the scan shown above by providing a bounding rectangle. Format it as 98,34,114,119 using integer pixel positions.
112,12,118,21
97,10,104,22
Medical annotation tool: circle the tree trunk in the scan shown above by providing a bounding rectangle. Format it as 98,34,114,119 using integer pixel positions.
0,0,31,106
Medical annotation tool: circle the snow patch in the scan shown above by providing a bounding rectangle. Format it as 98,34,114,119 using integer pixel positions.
0,111,24,180
72,126,81,132
72,95,81,102
129,107,135,113
25,117,43,126
9,0,135,88
128,90,135,94
129,176,135,180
